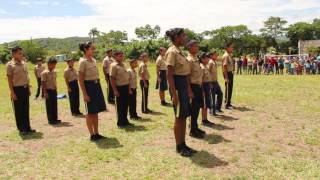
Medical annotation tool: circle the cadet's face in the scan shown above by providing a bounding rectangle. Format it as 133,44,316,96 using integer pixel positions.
226,45,234,53
48,63,56,70
86,44,96,57
116,54,124,62
132,61,138,68
13,50,23,61
68,61,75,67
188,44,199,54
176,32,187,46
143,55,149,63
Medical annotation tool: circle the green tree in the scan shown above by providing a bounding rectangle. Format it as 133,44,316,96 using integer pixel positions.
89,28,100,42
0,43,11,63
18,40,47,64
135,24,161,40
260,16,288,39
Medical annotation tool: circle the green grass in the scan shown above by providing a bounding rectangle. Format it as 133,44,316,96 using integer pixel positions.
0,62,320,179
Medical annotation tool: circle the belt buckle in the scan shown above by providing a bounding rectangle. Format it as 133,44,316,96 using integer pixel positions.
94,80,98,84
23,85,28,88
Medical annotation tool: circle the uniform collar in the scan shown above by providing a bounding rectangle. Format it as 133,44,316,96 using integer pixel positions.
171,44,182,54
187,53,198,62
12,59,23,65
116,61,124,66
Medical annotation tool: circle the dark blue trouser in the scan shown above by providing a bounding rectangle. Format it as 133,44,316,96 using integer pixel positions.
12,86,31,132
68,80,80,115
211,81,223,112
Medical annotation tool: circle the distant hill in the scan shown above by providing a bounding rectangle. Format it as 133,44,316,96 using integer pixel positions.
6,37,90,53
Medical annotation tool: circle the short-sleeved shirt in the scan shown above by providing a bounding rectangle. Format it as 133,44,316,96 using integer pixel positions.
222,52,234,72
187,53,203,85
208,59,218,81
34,65,45,78
64,67,78,82
110,61,129,86
127,68,137,89
78,57,99,81
41,69,57,90
6,59,29,87
165,45,190,76
156,55,167,71
201,64,213,83
138,62,150,80
102,56,114,75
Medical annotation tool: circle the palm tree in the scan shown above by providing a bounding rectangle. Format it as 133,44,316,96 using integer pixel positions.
89,28,99,42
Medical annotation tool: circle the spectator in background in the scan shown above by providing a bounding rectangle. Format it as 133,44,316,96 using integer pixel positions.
253,56,258,75
247,56,253,75
258,58,263,74
285,58,290,74
243,56,248,74
305,60,311,74
278,57,284,75
236,57,243,75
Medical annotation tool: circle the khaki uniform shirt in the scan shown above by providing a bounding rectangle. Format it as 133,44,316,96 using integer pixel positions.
222,52,234,72
34,65,45,78
165,45,190,76
64,67,78,82
156,55,167,71
110,61,129,86
187,53,203,85
78,57,99,81
6,59,29,87
138,62,150,80
41,69,57,90
208,59,218,81
201,64,213,83
127,68,137,89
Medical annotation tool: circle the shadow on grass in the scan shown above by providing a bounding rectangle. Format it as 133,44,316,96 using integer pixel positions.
94,137,123,149
133,118,153,122
204,134,231,144
191,151,229,168
19,132,44,140
215,114,239,121
207,123,234,131
52,122,73,128
149,111,166,115
233,106,254,112
123,124,147,132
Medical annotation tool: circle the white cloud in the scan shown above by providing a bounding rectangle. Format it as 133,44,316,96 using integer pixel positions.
0,0,320,43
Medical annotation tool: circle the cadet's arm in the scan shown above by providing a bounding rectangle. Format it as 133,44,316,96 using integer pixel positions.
78,72,87,97
110,76,119,96
167,66,176,97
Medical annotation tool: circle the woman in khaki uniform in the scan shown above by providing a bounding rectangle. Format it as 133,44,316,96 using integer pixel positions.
34,57,45,99
156,47,169,106
78,42,107,142
165,28,197,157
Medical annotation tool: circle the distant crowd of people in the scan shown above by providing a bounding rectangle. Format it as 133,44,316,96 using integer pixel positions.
235,55,320,75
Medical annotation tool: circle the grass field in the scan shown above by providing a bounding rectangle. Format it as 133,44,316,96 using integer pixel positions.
0,61,319,179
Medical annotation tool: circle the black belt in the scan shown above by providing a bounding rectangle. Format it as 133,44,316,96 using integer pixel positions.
14,84,28,88
84,80,100,84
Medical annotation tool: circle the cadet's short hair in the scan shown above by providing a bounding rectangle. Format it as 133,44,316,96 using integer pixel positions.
47,57,57,64
11,46,23,54
198,52,209,60
106,49,113,53
140,52,148,59
165,28,184,41
113,50,124,56
186,40,198,49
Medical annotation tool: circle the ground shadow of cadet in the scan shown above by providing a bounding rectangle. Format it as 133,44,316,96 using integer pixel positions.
94,137,123,149
19,132,44,140
190,151,229,168
149,111,166,115
51,122,73,128
134,118,153,122
233,106,254,112
122,124,147,132
206,123,234,131
203,134,231,144
215,114,239,121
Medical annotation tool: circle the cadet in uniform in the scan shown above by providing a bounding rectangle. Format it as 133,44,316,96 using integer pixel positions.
127,58,142,120
34,57,45,99
110,51,131,128
138,53,152,114
186,40,206,139
6,46,35,134
156,47,169,106
78,42,106,141
209,51,223,115
199,52,216,127
41,57,62,125
64,58,83,116
222,42,235,109
102,49,115,104
165,28,197,157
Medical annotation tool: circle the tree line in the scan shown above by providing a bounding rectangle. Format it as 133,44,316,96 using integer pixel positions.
1,16,320,64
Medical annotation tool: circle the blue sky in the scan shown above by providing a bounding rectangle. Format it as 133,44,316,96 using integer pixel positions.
0,0,93,17
0,0,319,43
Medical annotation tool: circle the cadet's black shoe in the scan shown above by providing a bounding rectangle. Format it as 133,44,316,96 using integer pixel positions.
202,119,216,127
211,112,218,116
176,144,193,157
190,130,205,139
131,116,142,120
90,135,99,142
146,109,153,113
183,143,198,154
225,104,234,109
161,101,169,106
95,134,106,140
197,128,206,135
19,131,29,136
27,129,36,133
217,109,224,113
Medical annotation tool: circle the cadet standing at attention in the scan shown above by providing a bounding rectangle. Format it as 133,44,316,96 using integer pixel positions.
138,53,152,114
6,46,36,134
222,42,235,109
208,51,223,115
41,57,62,125
156,47,169,106
64,58,83,117
102,49,115,104
34,57,45,99
127,58,142,120
186,40,206,139
165,28,197,157
110,51,132,128
199,52,216,127
78,42,107,141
